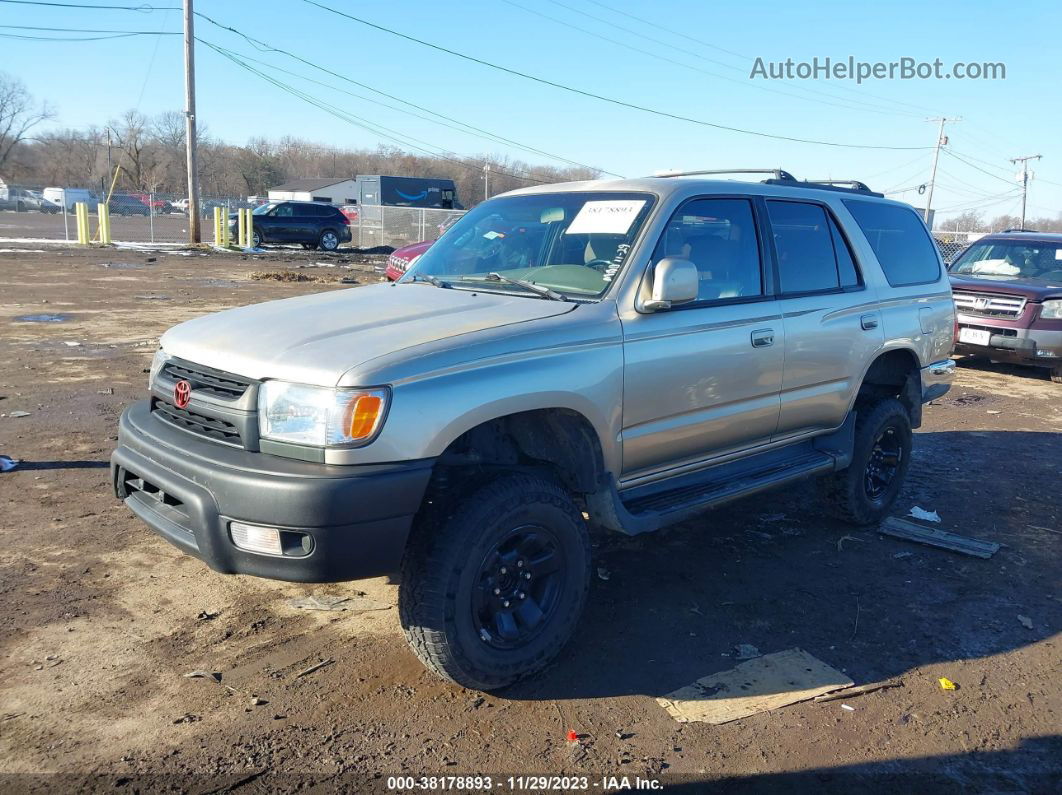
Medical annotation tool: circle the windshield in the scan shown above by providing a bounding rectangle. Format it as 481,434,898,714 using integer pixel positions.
951,239,1062,281
404,192,655,298
253,203,277,216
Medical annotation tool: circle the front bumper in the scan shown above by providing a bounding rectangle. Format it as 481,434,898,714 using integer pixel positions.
111,401,434,582
954,317,1062,367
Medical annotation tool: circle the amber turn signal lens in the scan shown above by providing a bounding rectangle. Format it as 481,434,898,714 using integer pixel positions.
345,394,384,440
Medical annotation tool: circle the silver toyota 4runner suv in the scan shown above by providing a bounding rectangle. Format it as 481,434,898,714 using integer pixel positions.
111,169,955,690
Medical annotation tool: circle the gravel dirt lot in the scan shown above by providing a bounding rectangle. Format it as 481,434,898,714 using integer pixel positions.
0,244,1059,793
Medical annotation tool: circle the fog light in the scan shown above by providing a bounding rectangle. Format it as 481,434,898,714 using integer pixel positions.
230,521,283,556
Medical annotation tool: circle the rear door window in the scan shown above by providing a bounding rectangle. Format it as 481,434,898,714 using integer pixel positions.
843,200,941,286
767,201,841,294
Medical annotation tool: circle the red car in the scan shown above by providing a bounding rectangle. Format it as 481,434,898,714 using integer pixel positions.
949,230,1062,383
385,239,432,281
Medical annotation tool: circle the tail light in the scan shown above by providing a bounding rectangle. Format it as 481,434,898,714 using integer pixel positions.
339,214,350,225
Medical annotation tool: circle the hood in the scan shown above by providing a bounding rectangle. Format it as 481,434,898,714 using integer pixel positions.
949,273,1062,301
160,283,575,386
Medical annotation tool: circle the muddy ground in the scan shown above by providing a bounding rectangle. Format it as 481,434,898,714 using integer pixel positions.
0,244,1059,794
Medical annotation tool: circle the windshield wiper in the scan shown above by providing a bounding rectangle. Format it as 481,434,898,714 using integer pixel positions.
485,272,568,301
408,273,450,288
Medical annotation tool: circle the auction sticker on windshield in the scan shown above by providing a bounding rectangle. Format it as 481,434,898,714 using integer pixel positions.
565,200,647,235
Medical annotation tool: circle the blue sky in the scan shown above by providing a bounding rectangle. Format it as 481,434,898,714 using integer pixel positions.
5,0,1061,222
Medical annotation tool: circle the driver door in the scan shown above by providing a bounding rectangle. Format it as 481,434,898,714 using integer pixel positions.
619,196,784,479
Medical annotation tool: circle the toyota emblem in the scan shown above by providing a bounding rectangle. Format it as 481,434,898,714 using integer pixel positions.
174,379,192,409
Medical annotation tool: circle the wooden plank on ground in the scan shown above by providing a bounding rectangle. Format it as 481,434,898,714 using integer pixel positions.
879,517,1000,559
657,648,853,725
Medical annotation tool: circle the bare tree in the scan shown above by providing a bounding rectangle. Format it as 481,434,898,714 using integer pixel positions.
0,72,54,175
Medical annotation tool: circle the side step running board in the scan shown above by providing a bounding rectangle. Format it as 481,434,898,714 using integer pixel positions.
586,413,857,536
588,451,835,536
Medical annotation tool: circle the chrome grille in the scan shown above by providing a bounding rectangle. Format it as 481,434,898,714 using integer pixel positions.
152,398,242,446
953,291,1025,318
162,359,254,400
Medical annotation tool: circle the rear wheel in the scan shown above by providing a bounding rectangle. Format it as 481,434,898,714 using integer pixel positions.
820,397,912,525
318,230,340,251
251,229,262,248
399,472,591,691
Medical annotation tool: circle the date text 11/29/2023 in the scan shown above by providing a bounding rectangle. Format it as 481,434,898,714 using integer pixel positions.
385,775,664,791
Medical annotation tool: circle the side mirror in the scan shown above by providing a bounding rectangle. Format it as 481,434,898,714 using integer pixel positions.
644,257,698,311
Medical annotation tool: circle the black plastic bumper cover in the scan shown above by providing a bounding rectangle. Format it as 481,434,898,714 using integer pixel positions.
111,401,434,582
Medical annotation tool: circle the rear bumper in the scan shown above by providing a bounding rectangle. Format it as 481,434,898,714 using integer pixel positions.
111,401,434,582
920,359,955,402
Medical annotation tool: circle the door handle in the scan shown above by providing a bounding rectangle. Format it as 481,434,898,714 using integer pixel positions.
860,313,879,331
751,328,775,348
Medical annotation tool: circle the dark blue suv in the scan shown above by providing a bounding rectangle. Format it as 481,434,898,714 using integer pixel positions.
232,201,352,251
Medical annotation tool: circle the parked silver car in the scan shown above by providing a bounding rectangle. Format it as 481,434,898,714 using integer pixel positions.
111,170,955,690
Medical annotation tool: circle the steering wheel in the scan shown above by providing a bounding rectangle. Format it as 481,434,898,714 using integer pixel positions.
585,258,613,272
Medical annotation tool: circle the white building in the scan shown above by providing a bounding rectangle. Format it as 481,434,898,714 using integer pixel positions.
267,178,359,205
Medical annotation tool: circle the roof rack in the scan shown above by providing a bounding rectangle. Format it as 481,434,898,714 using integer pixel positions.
762,176,883,197
652,169,883,197
653,168,798,182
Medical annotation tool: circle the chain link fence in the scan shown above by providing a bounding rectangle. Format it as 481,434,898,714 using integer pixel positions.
0,183,465,250
932,232,983,265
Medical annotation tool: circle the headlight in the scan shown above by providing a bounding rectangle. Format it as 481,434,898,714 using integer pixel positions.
258,381,388,447
149,348,171,387
1041,299,1062,319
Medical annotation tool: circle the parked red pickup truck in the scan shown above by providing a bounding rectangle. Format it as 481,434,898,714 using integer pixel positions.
949,230,1062,383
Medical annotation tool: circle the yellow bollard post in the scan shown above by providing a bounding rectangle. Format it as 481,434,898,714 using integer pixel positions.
97,203,111,245
213,206,221,246
223,209,230,248
245,208,255,248
75,202,88,245
237,206,246,248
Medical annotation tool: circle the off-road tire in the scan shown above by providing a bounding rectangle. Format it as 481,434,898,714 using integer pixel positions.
820,397,912,525
399,472,591,691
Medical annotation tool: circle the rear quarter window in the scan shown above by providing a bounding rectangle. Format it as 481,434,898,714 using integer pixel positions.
843,200,941,287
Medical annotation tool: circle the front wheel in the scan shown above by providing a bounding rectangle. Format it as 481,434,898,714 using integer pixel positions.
399,473,591,691
317,230,340,251
819,397,912,525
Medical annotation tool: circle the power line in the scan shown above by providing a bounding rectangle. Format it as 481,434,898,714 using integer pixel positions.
501,0,921,119
579,0,941,116
0,29,165,39
942,149,1019,186
184,11,622,177
0,0,173,9
300,0,932,150
0,22,177,33
200,40,553,186
2,0,622,178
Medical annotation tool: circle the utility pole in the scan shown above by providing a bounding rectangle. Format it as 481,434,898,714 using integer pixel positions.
923,116,960,228
483,163,490,202
1009,154,1041,231
183,0,201,243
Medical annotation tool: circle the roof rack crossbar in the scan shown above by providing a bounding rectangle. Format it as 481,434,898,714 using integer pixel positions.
652,168,798,182
802,179,874,192
762,177,884,197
